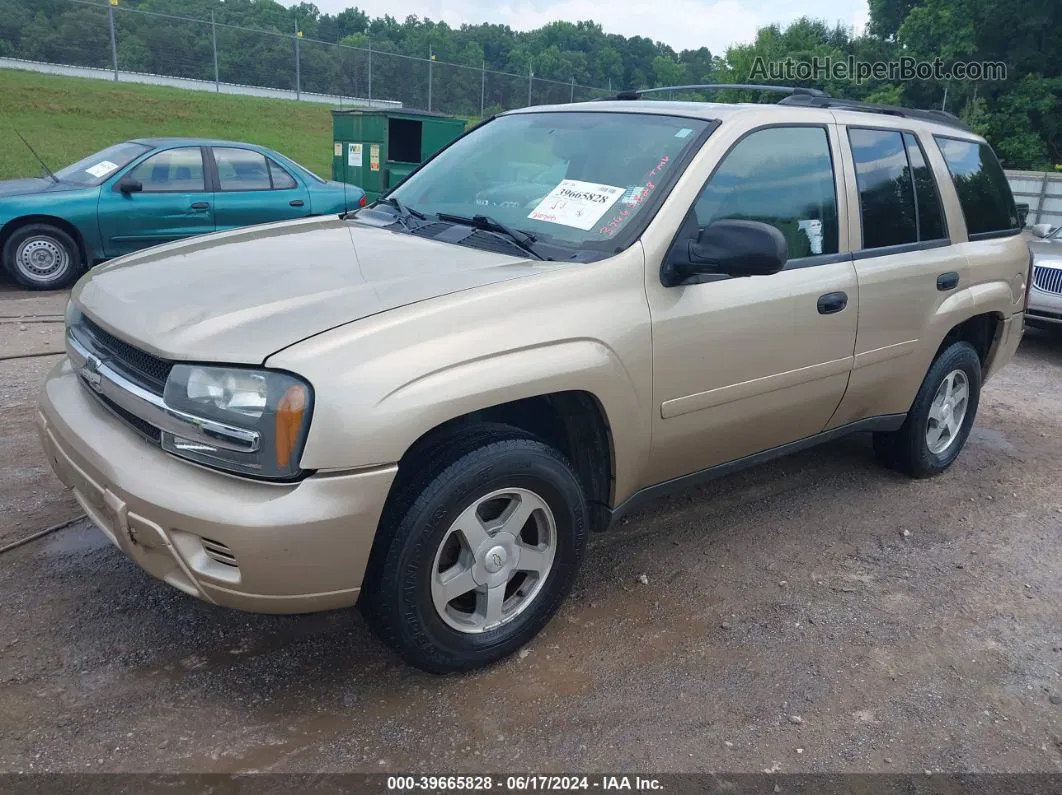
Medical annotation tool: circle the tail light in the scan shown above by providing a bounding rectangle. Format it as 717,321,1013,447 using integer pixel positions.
359,194,368,208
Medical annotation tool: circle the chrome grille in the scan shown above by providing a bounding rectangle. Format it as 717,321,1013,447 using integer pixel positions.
1033,265,1062,295
76,315,173,392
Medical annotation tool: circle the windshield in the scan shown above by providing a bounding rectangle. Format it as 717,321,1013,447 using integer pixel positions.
389,112,711,250
54,142,152,186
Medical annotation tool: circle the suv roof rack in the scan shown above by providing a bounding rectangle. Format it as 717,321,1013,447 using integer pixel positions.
777,92,971,132
604,83,972,133
609,84,828,100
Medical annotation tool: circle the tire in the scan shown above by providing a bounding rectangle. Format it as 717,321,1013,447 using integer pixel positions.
360,422,589,673
2,223,83,290
872,340,982,478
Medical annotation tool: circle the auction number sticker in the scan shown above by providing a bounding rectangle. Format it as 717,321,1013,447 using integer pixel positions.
85,161,118,179
528,180,624,230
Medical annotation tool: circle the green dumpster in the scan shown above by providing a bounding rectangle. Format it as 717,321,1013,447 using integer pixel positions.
331,109,466,204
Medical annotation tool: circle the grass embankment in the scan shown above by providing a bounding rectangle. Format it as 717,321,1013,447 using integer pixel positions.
0,69,336,179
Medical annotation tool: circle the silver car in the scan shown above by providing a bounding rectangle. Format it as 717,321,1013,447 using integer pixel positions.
1028,225,1062,329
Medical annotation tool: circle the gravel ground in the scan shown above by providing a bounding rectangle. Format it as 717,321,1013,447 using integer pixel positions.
1,283,1060,773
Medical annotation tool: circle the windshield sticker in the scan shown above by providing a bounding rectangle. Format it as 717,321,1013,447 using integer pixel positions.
598,154,673,238
528,180,624,230
675,128,694,138
85,160,118,179
621,186,647,205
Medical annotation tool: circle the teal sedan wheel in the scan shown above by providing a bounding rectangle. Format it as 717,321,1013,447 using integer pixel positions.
3,223,83,290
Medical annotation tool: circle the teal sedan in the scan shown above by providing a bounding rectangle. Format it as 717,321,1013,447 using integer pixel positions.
0,138,366,290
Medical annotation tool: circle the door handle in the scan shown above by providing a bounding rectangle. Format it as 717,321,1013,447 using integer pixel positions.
190,201,210,210
817,291,848,315
937,271,959,291
289,199,305,207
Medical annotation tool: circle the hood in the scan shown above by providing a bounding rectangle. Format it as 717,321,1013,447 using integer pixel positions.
0,177,85,198
74,216,556,363
1029,237,1061,261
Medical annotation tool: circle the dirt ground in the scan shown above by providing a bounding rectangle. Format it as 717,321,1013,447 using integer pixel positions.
1,283,1060,774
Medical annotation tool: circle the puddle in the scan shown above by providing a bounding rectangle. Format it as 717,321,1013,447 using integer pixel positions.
39,522,110,556
968,427,1016,454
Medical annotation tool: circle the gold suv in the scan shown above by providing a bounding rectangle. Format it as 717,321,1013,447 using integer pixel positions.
38,88,1030,672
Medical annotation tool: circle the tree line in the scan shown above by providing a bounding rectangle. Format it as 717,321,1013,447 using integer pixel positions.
0,0,1057,168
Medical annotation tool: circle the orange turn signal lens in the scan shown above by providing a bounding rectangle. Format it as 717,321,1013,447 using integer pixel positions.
275,384,308,469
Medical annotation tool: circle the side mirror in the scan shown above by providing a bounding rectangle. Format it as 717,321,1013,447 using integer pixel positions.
663,219,787,286
1030,223,1054,239
117,176,143,195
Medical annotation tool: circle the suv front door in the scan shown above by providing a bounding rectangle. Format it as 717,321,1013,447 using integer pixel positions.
98,146,214,258
643,123,858,485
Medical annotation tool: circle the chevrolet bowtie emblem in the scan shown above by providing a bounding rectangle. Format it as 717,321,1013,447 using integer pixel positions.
80,354,104,392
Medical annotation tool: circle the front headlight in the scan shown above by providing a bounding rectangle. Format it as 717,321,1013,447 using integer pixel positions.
162,364,313,480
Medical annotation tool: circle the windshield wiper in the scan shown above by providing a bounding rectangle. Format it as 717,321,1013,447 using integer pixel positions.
435,213,545,260
374,196,427,226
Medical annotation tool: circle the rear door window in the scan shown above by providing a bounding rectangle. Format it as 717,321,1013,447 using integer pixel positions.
848,129,917,249
268,159,298,190
214,147,272,191
903,133,947,241
934,137,1019,238
849,128,952,248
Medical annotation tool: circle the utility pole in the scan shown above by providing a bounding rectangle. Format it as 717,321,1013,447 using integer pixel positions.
428,46,434,111
480,60,486,117
527,61,533,106
294,21,302,101
367,40,372,105
211,10,219,92
570,76,574,103
108,0,119,82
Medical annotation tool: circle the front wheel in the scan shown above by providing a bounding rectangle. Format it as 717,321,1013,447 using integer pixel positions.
873,340,982,478
360,424,589,673
2,223,83,290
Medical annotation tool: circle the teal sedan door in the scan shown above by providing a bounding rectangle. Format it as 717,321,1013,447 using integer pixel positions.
208,147,312,232
97,146,215,257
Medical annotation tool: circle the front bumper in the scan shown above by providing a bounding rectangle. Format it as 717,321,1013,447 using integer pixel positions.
1023,284,1062,326
38,358,397,614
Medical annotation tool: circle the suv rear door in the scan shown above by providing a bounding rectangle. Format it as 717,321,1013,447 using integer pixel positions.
824,122,1022,428
643,122,859,485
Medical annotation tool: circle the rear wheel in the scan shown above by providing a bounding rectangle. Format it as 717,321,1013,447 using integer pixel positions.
872,340,982,478
2,223,83,290
360,423,588,673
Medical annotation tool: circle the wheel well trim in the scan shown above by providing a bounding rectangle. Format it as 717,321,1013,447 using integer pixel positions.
373,341,646,509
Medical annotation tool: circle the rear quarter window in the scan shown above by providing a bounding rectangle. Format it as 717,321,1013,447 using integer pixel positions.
934,137,1019,239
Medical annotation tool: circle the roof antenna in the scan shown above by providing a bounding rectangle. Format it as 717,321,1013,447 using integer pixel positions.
340,54,349,218
15,130,57,183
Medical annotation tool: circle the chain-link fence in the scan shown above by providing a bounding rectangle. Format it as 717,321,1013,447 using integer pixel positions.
2,0,611,115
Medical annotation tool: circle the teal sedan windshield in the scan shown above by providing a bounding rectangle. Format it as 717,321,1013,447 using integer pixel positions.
389,112,711,249
55,142,151,187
